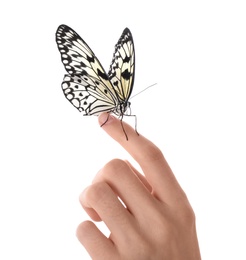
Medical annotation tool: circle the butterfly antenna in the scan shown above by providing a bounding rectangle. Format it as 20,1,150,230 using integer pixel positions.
130,83,157,100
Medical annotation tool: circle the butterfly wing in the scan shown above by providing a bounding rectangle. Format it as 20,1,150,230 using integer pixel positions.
108,28,135,103
62,74,119,115
56,24,117,115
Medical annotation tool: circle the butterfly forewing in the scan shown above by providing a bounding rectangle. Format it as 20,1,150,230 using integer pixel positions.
57,25,100,76
108,28,135,103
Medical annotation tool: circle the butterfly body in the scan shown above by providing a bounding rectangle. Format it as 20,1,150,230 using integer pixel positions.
56,25,136,139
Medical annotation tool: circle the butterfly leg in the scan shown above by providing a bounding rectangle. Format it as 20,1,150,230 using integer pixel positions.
131,114,139,136
127,107,139,136
100,113,110,127
100,112,129,140
120,116,129,141
100,113,138,141
123,114,139,138
133,114,139,136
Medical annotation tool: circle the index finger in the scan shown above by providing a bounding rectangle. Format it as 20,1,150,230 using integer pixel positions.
98,113,186,204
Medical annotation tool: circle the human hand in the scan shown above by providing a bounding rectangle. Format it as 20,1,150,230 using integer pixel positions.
76,113,201,260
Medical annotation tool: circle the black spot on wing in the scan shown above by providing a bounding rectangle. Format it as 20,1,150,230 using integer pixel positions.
121,69,131,80
97,69,108,80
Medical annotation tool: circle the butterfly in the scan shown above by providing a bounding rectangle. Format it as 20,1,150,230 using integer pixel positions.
55,24,137,140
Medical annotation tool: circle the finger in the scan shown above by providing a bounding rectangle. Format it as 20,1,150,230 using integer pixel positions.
124,160,152,192
92,159,155,218
76,220,116,259
98,113,186,204
80,181,133,237
82,162,151,221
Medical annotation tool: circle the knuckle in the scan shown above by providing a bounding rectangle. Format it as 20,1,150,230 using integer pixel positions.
173,200,196,227
180,203,196,225
142,142,164,162
76,220,94,238
84,182,109,204
101,158,128,178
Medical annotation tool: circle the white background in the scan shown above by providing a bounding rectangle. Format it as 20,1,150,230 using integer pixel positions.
1,0,246,259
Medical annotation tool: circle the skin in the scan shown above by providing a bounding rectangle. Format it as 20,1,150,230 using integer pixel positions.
76,112,201,260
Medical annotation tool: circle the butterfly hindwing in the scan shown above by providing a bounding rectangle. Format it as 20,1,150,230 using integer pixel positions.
62,74,117,115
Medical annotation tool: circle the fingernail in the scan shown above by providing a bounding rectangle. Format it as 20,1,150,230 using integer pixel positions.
98,112,114,126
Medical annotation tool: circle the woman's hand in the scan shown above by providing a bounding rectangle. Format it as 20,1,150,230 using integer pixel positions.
76,113,201,260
